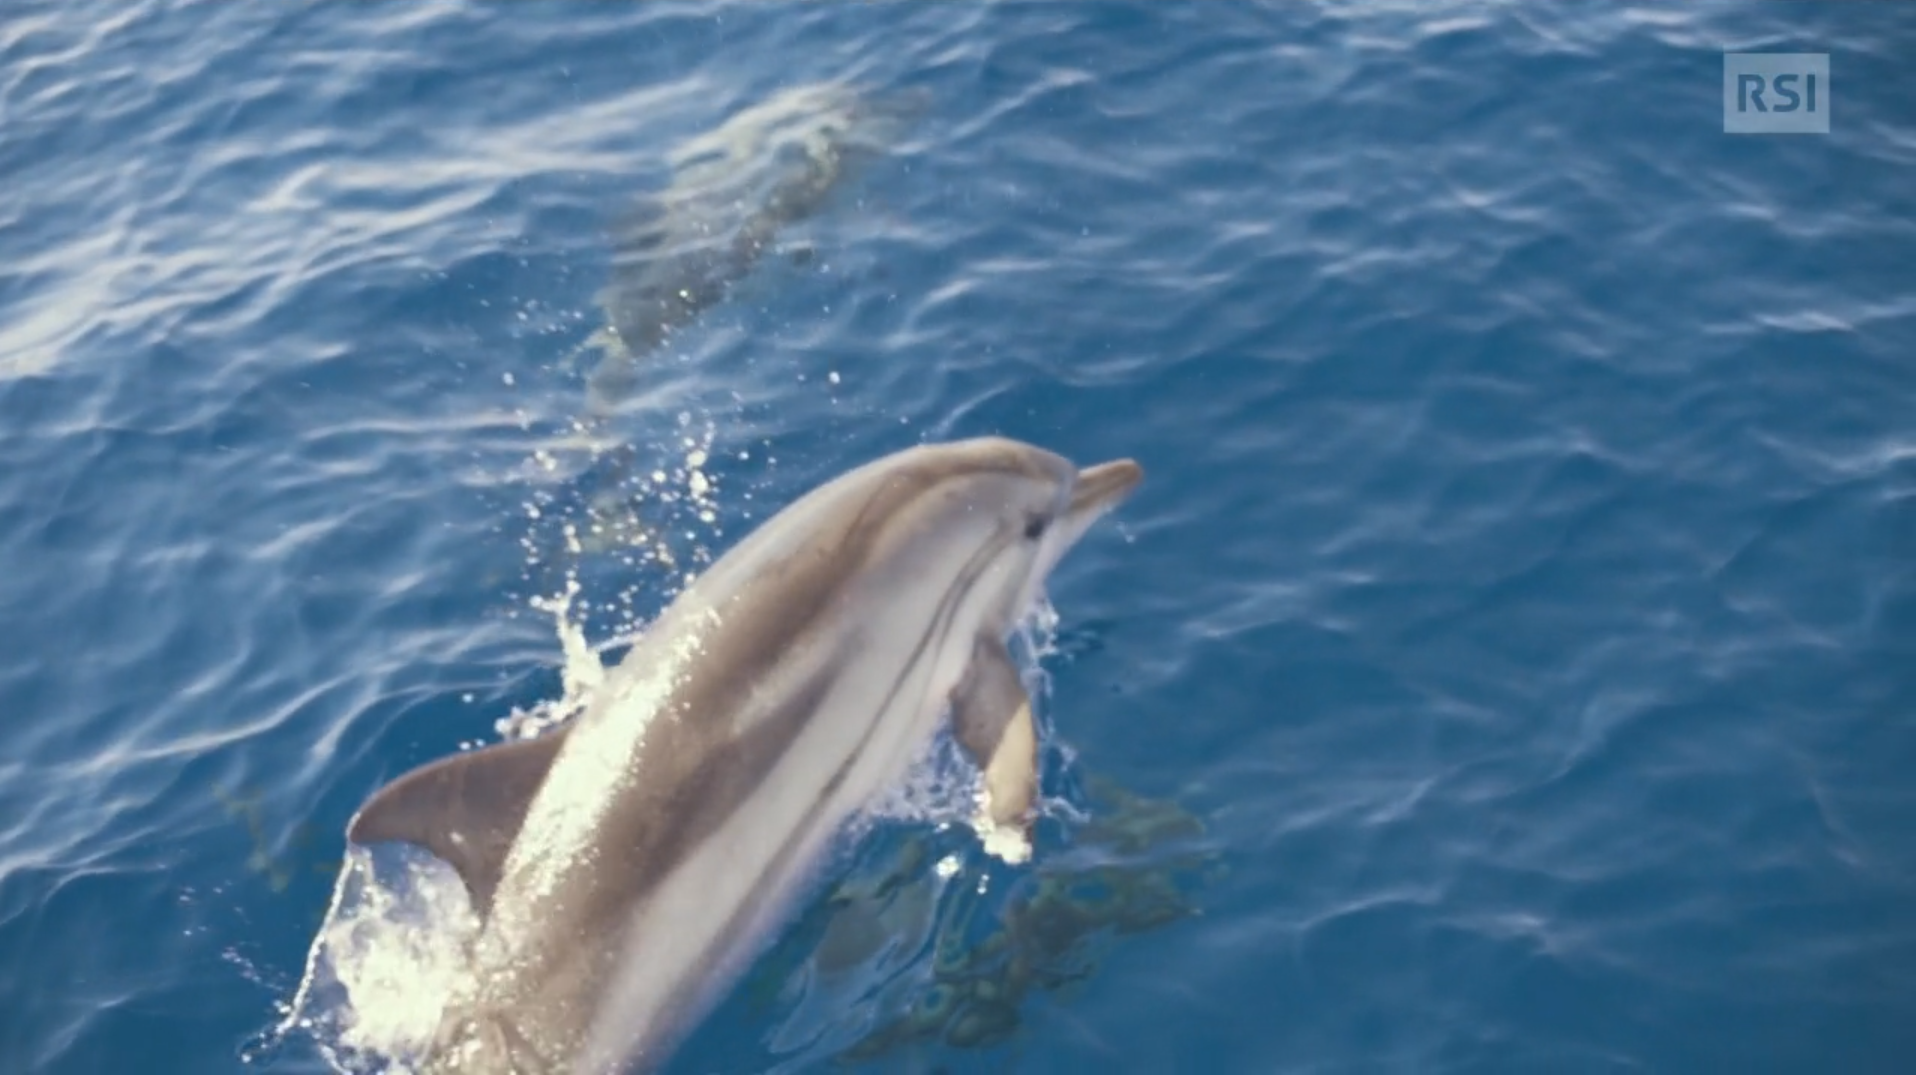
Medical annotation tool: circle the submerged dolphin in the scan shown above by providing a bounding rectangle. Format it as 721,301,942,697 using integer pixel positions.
585,81,923,411
346,437,1142,1074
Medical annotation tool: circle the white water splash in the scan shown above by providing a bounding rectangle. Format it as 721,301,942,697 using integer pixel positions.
498,579,608,743
272,848,477,1074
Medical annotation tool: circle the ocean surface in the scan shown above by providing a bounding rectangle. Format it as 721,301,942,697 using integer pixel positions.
3,2,1913,1072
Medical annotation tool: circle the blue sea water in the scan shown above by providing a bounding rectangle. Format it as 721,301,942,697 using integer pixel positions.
3,1,1914,1072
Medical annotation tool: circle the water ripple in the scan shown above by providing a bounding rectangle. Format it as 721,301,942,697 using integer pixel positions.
2,1,1914,1072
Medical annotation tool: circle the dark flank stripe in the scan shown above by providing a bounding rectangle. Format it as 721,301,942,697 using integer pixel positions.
637,521,1016,1046
582,457,1045,923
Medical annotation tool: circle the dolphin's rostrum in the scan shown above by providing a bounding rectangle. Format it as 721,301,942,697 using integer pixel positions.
346,437,1141,1073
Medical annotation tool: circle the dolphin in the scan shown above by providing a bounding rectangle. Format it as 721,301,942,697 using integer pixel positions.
345,437,1142,1074
585,81,924,412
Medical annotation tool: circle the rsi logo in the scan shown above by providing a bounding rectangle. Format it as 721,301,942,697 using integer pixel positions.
1736,71,1817,114
1724,53,1830,134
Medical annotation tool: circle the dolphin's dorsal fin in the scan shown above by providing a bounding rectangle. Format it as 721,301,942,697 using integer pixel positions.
950,636,1039,863
346,730,570,916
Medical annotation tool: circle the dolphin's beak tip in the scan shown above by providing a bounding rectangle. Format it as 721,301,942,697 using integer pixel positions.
1069,458,1144,516
1101,457,1145,490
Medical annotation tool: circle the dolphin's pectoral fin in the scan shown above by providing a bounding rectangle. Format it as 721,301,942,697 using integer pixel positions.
951,637,1038,863
345,729,570,916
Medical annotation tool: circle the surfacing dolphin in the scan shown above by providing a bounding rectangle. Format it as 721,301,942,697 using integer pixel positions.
346,437,1142,1074
585,81,924,412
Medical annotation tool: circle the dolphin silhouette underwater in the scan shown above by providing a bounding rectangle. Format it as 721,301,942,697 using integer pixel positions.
345,437,1142,1073
583,81,924,413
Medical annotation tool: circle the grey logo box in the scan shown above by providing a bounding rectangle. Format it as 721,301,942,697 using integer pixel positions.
1724,53,1829,134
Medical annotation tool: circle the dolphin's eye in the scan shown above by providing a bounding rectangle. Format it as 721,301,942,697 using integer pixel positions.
1023,514,1049,541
